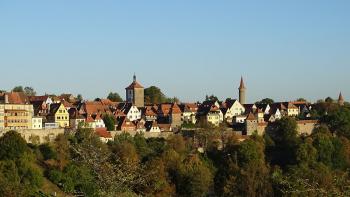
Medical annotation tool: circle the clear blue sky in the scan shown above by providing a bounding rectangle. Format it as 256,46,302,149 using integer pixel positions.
0,1,349,103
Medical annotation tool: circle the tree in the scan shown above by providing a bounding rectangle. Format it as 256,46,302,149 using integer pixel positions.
205,94,219,102
325,97,334,103
24,86,36,96
322,107,350,139
107,92,123,102
77,94,83,101
296,98,307,102
266,117,300,167
103,114,116,131
144,86,167,104
256,98,274,105
0,131,29,160
12,86,24,92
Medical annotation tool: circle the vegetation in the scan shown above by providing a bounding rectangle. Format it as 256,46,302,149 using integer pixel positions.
107,92,123,102
1,104,350,196
11,86,36,96
144,86,179,104
255,98,274,105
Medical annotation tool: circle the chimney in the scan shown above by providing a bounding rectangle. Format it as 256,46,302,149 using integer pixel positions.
4,94,9,104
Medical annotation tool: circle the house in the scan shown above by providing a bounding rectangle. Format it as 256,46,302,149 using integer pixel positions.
95,127,113,143
47,103,70,128
181,103,198,124
146,121,161,132
0,92,34,130
85,115,96,129
118,117,136,132
136,120,146,133
93,114,105,128
197,105,222,127
157,103,183,128
142,106,157,121
221,99,245,122
284,102,299,117
123,103,141,121
32,117,43,130
68,108,86,129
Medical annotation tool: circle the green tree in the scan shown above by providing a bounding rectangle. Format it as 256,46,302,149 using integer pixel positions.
103,114,116,131
107,92,123,102
12,86,24,92
322,107,350,139
144,86,167,104
24,86,36,96
266,117,300,167
205,94,219,102
0,131,29,160
256,98,275,105
77,94,83,101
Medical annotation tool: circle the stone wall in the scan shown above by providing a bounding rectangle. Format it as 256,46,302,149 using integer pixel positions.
0,129,65,144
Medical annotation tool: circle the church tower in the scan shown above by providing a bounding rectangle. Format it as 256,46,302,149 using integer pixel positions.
338,92,345,106
125,74,144,107
238,76,246,105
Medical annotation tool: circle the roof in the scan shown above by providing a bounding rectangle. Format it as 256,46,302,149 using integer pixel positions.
246,112,256,121
126,81,144,89
49,103,63,115
95,128,112,138
171,103,182,114
4,92,30,104
239,76,246,89
29,96,49,102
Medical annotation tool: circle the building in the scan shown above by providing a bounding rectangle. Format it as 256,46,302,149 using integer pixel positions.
181,103,198,124
0,92,34,130
32,117,43,129
221,99,245,122
125,74,144,107
47,103,69,128
238,77,246,105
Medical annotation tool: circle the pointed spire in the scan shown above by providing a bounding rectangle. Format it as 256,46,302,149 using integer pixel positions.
338,92,345,106
133,73,136,82
239,76,246,89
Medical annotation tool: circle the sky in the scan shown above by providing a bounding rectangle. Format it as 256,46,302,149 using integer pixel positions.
0,1,349,103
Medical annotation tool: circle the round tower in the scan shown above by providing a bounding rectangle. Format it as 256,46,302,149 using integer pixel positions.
238,76,246,105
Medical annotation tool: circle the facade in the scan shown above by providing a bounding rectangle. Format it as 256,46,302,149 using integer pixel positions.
126,105,142,121
182,103,198,124
48,103,70,128
32,117,43,130
125,74,144,107
222,99,245,122
4,104,33,130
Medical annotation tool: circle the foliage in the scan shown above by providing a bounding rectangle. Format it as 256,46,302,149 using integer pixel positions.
107,92,123,102
103,114,116,131
256,98,275,105
144,86,167,104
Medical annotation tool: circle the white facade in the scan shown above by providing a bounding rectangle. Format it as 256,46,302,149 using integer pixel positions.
126,106,141,121
224,100,245,121
32,117,43,130
95,119,105,128
148,125,161,132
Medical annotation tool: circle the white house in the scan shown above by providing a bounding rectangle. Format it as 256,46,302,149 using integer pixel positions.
125,105,141,121
182,103,198,124
222,99,245,122
32,117,43,130
147,121,161,132
94,114,105,128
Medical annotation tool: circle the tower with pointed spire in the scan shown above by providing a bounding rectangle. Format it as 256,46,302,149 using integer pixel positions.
338,92,344,106
126,74,144,107
238,76,246,105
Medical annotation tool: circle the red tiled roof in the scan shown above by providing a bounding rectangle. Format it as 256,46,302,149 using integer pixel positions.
95,128,112,138
126,81,144,89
